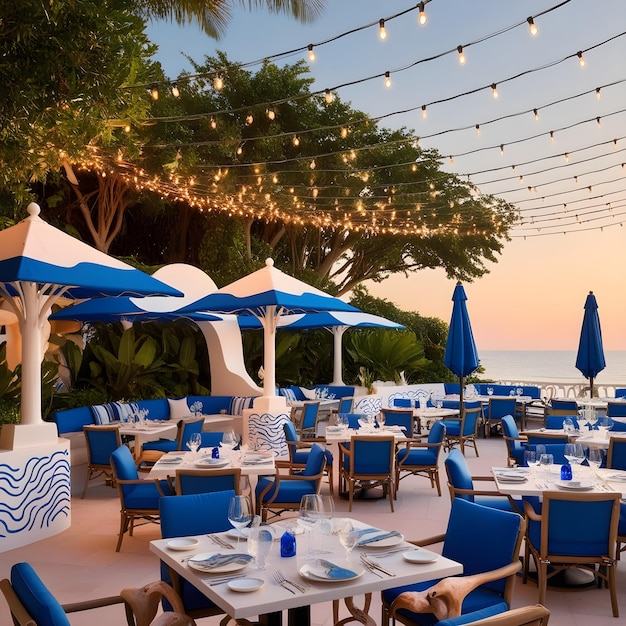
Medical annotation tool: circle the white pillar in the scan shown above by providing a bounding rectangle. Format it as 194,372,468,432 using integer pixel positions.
19,282,43,426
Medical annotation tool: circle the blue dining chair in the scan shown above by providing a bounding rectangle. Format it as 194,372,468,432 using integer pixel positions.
523,491,620,616
442,402,483,457
255,443,326,521
501,415,528,467
337,396,355,413
381,408,415,437
484,399,517,437
174,468,241,495
606,437,626,559
544,415,579,429
445,449,522,513
293,401,321,439
382,498,525,626
110,445,174,551
393,398,413,408
395,421,446,496
141,416,205,455
435,605,550,626
339,435,396,512
81,425,122,498
607,402,626,418
282,421,334,494
338,413,367,429
159,489,235,619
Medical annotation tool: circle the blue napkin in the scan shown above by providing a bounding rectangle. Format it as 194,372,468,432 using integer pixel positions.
356,530,402,546
353,527,381,538
318,559,357,579
192,553,253,569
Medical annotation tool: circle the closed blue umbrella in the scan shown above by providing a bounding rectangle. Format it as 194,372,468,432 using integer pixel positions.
444,282,479,409
575,291,606,398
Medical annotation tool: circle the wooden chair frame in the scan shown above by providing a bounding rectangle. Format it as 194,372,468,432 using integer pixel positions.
82,424,122,498
174,468,242,495
395,435,445,497
443,405,483,457
290,401,321,439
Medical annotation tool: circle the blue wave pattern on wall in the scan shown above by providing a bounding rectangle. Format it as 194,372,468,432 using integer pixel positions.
248,412,290,456
354,396,381,417
0,449,70,536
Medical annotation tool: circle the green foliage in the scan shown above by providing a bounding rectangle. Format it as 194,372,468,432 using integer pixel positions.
0,398,20,426
0,344,21,401
345,329,428,384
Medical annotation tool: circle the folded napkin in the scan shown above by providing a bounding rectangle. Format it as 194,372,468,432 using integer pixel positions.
354,527,382,538
318,559,357,579
356,530,402,546
243,456,272,465
191,553,253,569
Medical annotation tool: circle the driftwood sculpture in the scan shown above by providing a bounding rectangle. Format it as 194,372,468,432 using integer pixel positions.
390,562,521,622
120,580,192,626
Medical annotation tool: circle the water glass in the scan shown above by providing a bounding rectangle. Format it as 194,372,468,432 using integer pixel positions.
524,450,538,470
377,412,386,429
314,495,335,554
186,432,201,456
337,519,358,561
248,527,273,570
587,448,603,474
539,453,554,475
487,387,494,396
228,495,252,548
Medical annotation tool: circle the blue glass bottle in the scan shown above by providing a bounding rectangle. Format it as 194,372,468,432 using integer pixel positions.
280,530,296,557
211,446,220,459
560,463,572,481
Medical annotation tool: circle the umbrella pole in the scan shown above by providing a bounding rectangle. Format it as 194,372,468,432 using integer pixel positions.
589,376,594,399
262,307,277,398
459,376,464,414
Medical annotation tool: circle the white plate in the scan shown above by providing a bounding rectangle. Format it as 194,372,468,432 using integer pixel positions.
299,562,364,582
227,577,264,592
167,538,199,551
159,456,183,464
271,521,305,536
188,552,252,573
357,532,404,548
606,473,626,482
195,458,230,468
226,528,250,540
556,480,595,491
402,548,439,564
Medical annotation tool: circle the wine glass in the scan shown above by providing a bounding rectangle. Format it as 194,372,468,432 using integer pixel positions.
539,453,554,476
487,387,494,396
338,519,359,561
298,494,320,559
228,495,252,548
587,448,603,476
186,432,201,456
247,527,273,570
524,450,538,470
377,412,386,429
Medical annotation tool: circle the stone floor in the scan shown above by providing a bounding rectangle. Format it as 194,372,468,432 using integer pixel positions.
1,435,624,625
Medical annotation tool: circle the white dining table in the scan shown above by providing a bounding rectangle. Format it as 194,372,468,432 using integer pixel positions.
149,519,462,626
117,420,178,459
324,425,409,444
492,465,626,498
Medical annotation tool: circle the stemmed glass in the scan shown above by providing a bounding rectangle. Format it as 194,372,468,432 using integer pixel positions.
221,431,238,458
563,443,585,477
377,412,386,429
186,432,201,457
524,450,538,472
298,494,320,559
586,447,603,477
228,495,252,548
337,519,359,562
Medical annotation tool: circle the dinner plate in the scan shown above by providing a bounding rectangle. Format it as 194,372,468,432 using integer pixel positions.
226,527,251,540
556,480,595,491
166,538,199,551
195,458,230,468
159,456,183,464
188,552,252,573
299,562,364,582
402,548,439,564
227,577,264,592
356,532,404,548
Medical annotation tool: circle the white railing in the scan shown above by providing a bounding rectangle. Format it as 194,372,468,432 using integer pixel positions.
492,379,624,401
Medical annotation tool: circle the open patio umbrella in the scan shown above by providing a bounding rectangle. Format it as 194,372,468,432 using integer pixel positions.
575,291,606,398
444,282,479,409
268,311,405,385
178,258,360,405
0,203,182,430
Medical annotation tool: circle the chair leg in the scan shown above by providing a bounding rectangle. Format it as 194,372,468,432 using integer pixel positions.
81,468,94,499
537,561,547,605
434,470,441,496
387,479,394,513
348,480,354,512
327,464,334,496
609,566,619,617
116,512,128,552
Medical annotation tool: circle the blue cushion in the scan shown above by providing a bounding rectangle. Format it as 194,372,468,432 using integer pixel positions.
122,482,171,508
143,440,178,452
11,563,70,626
303,443,325,475
255,475,317,503
436,603,509,625
397,448,438,466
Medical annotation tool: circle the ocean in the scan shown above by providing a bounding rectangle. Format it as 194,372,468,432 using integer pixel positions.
479,350,626,384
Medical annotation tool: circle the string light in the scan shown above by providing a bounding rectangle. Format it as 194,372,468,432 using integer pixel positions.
266,109,275,120
340,127,348,138
384,71,391,88
292,135,300,147
491,83,499,99
307,44,315,62
533,108,539,121
418,2,427,26
596,87,601,100
500,144,505,156
170,83,180,98
475,124,481,136
527,16,538,36
150,86,159,100
449,156,454,166
596,116,602,127
209,117,217,129
213,76,223,91
310,159,316,170
379,19,387,41
564,153,569,163
549,130,555,143
325,89,333,104
421,105,427,119
457,45,466,65
577,51,585,67
245,114,254,125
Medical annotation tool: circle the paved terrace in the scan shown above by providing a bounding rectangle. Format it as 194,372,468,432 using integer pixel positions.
1,435,623,625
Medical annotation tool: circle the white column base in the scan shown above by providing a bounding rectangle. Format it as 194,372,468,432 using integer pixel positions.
0,422,59,450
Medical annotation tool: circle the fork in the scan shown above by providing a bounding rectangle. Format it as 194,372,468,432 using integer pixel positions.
271,570,297,594
273,569,306,593
209,534,235,550
360,554,396,577
358,555,383,578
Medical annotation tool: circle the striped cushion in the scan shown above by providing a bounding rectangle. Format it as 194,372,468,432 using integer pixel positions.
112,402,134,422
229,396,254,416
90,404,117,425
282,388,297,402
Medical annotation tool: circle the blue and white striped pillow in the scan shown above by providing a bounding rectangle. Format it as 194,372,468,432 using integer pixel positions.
229,396,254,416
112,402,135,422
282,388,297,402
91,404,117,425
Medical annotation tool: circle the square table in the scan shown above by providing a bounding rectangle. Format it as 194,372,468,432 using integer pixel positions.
117,420,178,459
150,520,462,626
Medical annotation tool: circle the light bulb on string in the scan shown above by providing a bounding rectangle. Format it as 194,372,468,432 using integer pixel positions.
614,139,618,149
266,109,275,120
457,45,466,64
533,108,539,121
596,87,601,100
500,144,505,156
384,71,391,88
491,83,498,99
340,127,348,138
379,19,387,40
421,105,427,119
236,144,243,156
245,114,253,125
519,175,524,183
527,17,538,36
292,135,300,147
596,116,601,127
170,83,180,98
577,51,585,67
418,2,427,25
325,89,333,104
549,130,555,143
213,75,223,91
564,153,569,163
475,124,481,136
449,156,454,166
150,86,159,100
307,44,316,62
209,117,217,129
309,159,316,170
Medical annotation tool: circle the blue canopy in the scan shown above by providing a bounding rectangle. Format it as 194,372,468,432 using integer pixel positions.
444,282,479,407
575,291,605,397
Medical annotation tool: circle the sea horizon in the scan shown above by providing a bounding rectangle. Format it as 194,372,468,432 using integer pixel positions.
479,349,626,385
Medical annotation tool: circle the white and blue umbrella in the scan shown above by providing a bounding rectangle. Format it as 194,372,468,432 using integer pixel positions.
575,291,606,398
0,203,182,426
178,258,360,400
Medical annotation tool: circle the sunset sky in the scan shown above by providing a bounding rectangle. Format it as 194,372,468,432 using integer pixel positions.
147,0,626,351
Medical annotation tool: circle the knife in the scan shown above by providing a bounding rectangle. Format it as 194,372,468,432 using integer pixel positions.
357,530,402,546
